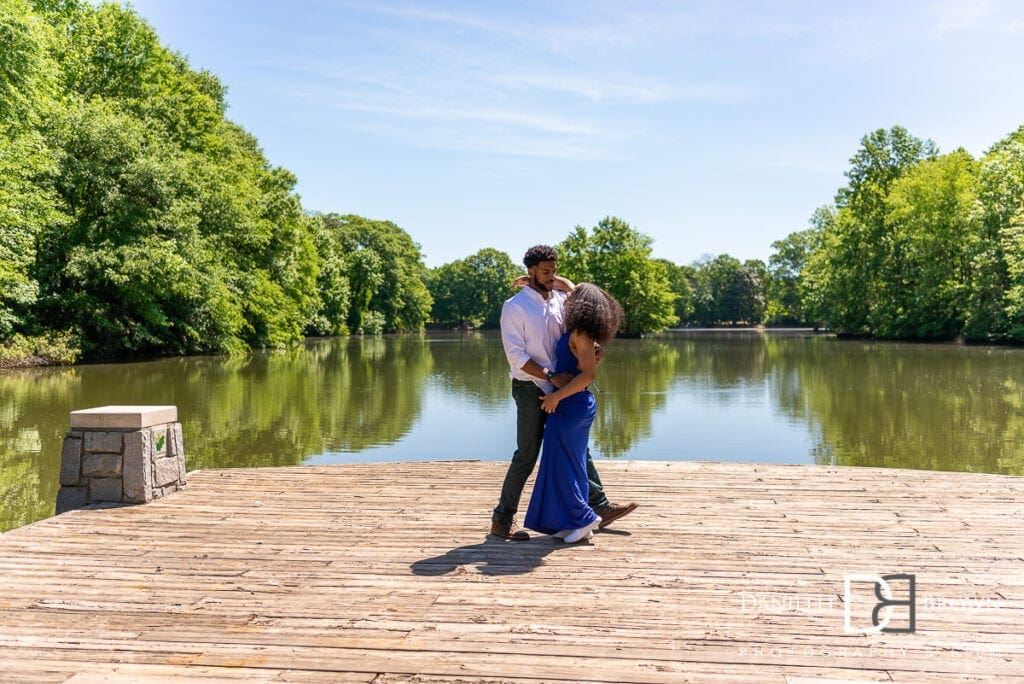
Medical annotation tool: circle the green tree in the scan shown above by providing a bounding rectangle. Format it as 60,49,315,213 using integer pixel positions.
872,149,979,339
688,255,715,325
33,99,198,354
740,259,768,324
305,214,351,336
556,225,591,281
23,1,319,356
32,99,318,355
428,248,517,328
557,216,676,336
0,0,63,339
1,0,55,123
47,0,162,101
688,254,765,324
656,259,694,326
967,125,1024,341
766,227,820,325
800,206,842,329
816,127,939,334
317,214,432,334
346,247,385,334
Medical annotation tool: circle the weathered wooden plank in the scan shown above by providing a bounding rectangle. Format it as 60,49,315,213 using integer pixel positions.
0,461,1021,682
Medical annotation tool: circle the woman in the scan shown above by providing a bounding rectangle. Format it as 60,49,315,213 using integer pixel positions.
524,283,623,543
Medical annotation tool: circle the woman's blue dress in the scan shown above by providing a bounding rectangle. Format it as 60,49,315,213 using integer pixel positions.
524,332,600,535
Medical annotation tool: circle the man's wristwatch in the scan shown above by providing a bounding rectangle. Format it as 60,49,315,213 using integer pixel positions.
545,369,555,380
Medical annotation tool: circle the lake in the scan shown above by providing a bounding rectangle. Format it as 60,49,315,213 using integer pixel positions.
2,330,1022,531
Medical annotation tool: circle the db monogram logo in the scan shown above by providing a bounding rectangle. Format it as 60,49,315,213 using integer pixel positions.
844,574,916,634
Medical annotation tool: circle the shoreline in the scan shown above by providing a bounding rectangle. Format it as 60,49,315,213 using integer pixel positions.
0,355,57,371
6,326,1024,372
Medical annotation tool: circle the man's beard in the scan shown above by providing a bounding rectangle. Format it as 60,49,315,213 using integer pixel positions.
531,274,550,292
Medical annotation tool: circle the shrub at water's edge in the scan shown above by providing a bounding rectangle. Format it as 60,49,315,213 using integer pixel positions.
0,332,79,368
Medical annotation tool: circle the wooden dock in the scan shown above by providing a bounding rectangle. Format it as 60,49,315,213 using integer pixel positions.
0,460,1021,682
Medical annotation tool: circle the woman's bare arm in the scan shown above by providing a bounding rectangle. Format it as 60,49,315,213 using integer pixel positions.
540,330,597,413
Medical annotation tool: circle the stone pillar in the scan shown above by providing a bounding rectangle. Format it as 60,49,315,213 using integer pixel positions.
56,406,186,514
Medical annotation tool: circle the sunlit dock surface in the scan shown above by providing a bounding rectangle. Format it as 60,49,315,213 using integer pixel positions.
0,461,1021,682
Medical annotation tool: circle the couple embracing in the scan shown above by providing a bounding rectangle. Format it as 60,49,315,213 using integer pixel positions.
490,245,638,543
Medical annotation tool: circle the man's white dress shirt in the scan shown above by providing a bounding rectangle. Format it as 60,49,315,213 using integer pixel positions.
500,287,566,393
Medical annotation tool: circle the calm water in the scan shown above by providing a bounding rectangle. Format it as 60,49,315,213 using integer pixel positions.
2,331,1022,531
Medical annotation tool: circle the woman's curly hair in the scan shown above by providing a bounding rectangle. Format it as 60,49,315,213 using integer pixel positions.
564,283,623,345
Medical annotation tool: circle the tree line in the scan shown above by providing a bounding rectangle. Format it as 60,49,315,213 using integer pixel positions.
1,0,434,365
3,1,1024,368
429,123,1024,344
795,125,1024,342
700,123,1024,342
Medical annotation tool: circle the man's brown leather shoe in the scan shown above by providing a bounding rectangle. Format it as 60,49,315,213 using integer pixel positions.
490,518,530,541
596,502,638,529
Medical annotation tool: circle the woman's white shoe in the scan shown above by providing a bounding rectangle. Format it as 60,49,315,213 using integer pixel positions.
555,529,592,539
564,516,602,543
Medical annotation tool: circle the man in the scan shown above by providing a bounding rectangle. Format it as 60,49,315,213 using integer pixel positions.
490,244,638,540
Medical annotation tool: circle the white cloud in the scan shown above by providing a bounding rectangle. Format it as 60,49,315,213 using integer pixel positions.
925,0,1024,37
930,0,994,36
282,82,627,160
492,72,757,105
493,73,675,104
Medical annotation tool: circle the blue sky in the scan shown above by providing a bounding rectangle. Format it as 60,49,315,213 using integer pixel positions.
127,0,1024,267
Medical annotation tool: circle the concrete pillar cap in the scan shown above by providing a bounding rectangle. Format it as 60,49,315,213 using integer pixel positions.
69,406,178,429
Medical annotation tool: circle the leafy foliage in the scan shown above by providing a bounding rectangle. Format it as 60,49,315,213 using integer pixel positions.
0,0,62,338
792,125,1024,341
1,1,435,362
813,127,940,334
766,227,819,325
871,150,979,338
428,248,518,328
688,254,766,325
967,125,1024,341
557,216,677,336
314,214,432,334
656,258,694,325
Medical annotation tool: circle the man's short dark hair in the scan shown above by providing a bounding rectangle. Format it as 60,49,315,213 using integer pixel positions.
523,245,557,268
